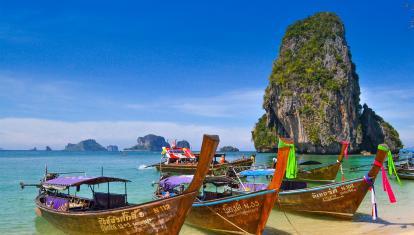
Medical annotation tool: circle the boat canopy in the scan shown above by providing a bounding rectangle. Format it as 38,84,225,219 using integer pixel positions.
43,176,130,190
159,175,238,191
159,175,193,191
163,147,196,159
239,169,275,177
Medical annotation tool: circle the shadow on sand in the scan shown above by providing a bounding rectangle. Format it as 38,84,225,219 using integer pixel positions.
263,226,293,235
353,212,414,228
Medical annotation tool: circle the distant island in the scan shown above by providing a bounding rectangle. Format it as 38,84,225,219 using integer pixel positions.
219,146,240,152
45,146,52,151
252,12,402,154
176,140,190,149
124,134,191,151
64,139,107,151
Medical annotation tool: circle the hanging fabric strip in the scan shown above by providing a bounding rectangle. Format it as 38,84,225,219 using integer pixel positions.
371,186,378,220
377,145,401,184
278,139,297,179
341,141,349,160
338,160,345,182
363,174,377,220
373,160,397,203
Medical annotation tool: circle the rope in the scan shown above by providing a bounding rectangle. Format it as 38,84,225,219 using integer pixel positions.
278,199,300,234
195,198,252,235
232,167,247,191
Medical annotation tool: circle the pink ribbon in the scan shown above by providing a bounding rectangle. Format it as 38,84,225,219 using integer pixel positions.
374,160,396,203
341,141,349,160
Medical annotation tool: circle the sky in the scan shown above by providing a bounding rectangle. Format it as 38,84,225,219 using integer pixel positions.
0,1,413,150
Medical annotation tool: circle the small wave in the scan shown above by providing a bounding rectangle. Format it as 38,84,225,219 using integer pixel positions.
137,164,153,170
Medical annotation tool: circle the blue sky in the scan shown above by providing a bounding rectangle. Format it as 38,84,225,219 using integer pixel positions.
0,1,413,150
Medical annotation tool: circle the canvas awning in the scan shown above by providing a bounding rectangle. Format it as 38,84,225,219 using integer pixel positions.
43,176,130,190
159,175,193,191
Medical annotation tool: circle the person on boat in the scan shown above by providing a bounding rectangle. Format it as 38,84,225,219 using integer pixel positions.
164,191,170,198
272,157,277,169
250,154,256,163
220,155,226,164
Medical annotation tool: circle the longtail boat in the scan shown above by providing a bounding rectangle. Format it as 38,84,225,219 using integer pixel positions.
295,141,349,182
155,146,253,175
21,134,219,235
154,140,290,234
239,141,396,219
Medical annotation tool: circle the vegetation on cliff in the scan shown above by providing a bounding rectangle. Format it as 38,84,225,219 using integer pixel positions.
252,115,277,152
253,12,402,153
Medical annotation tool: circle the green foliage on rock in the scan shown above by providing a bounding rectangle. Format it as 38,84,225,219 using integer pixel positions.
252,115,277,152
269,12,346,92
253,12,402,153
381,121,404,149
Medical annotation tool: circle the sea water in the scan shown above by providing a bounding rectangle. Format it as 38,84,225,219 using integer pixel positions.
0,151,413,234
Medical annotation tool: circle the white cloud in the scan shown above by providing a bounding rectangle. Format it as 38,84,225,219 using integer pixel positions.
0,118,254,150
125,89,264,118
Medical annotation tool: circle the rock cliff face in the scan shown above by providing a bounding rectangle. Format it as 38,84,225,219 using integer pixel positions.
176,140,190,149
252,12,402,153
125,134,169,151
359,104,403,152
64,139,107,151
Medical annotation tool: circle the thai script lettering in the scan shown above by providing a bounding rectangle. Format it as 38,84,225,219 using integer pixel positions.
311,183,357,202
97,209,145,232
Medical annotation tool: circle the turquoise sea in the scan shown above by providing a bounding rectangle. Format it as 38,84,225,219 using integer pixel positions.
0,151,413,234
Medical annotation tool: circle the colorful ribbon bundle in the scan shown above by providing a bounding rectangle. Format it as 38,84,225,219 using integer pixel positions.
341,141,349,160
363,175,378,220
340,162,345,182
376,144,400,203
379,145,401,184
363,144,401,220
278,139,297,179
339,141,349,181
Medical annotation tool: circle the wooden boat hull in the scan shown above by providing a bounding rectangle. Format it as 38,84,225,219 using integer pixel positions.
277,178,369,218
296,162,340,182
36,192,198,235
185,142,291,234
155,159,253,175
398,173,414,180
397,168,414,174
186,190,277,234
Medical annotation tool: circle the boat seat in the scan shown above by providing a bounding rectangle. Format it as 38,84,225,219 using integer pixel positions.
94,192,126,209
45,196,69,211
281,180,307,190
